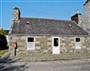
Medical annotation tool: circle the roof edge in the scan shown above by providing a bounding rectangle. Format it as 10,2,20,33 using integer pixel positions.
20,17,73,23
9,34,89,37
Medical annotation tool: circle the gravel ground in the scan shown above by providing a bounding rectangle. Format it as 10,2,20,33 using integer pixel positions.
0,59,90,71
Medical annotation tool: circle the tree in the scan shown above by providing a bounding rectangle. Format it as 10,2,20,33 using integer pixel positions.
0,28,6,35
0,28,8,49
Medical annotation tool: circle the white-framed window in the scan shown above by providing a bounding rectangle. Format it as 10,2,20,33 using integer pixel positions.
75,37,81,49
28,37,34,42
76,38,80,42
27,37,35,50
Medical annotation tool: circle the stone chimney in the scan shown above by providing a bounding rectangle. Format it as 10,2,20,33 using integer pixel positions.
71,9,81,24
13,7,21,21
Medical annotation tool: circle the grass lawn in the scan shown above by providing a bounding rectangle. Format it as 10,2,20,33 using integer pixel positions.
0,49,8,57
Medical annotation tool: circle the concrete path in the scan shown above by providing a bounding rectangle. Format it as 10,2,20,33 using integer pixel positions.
0,59,90,71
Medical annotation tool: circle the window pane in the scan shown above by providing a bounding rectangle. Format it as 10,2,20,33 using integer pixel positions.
76,38,80,42
28,37,34,42
54,38,58,46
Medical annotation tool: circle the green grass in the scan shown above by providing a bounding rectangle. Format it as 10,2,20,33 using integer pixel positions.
0,49,8,57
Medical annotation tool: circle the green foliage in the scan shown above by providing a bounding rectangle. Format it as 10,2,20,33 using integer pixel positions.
0,49,8,56
0,28,6,35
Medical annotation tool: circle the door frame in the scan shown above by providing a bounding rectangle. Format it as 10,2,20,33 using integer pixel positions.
52,37,60,54
75,37,81,49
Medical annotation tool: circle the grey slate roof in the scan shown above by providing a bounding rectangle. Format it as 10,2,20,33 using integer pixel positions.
10,17,88,36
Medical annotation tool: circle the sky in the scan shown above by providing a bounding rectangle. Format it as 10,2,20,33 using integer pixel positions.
0,0,85,30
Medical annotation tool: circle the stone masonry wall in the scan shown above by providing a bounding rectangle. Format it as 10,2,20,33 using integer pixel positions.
61,37,90,52
80,1,90,35
81,37,90,50
9,35,90,56
35,36,52,54
9,35,27,56
60,37,75,53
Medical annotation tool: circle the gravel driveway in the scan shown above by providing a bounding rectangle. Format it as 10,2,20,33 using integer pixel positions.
0,59,90,71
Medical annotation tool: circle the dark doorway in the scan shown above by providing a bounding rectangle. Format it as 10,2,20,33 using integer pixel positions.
54,38,59,47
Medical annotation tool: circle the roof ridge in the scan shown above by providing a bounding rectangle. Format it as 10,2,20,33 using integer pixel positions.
20,17,72,22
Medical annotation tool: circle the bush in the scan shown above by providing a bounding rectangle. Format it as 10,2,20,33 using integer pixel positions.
0,35,8,50
0,28,6,35
0,28,8,50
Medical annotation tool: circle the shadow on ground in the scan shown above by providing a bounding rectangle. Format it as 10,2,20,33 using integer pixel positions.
0,55,28,71
0,63,28,71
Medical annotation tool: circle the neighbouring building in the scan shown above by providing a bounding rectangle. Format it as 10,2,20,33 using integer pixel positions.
81,0,90,35
9,0,90,56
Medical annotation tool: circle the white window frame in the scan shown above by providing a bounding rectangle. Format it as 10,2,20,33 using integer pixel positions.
75,37,81,49
52,37,60,54
26,36,35,50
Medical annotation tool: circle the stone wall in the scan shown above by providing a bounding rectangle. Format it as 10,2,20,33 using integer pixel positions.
9,35,90,56
35,36,52,53
61,37,90,52
81,37,90,50
60,37,75,53
9,35,27,56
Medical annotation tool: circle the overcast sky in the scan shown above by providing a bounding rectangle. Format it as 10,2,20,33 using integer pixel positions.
0,0,85,30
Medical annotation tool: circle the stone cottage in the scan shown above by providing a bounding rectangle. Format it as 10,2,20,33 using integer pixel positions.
9,0,90,56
